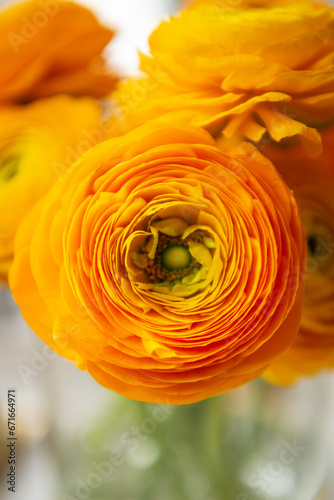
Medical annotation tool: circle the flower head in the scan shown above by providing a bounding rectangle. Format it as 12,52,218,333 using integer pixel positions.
263,127,334,383
10,125,306,404
0,94,102,282
0,0,117,103
113,0,334,155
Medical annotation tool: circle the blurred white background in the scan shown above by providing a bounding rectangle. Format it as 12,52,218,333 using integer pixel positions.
77,0,179,76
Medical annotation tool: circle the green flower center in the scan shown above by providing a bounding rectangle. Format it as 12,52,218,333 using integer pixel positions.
161,245,191,270
303,214,334,275
307,235,318,256
0,156,20,182
146,235,201,282
129,217,216,296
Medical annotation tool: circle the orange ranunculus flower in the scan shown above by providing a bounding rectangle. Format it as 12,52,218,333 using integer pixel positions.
0,0,117,103
112,0,334,155
9,124,306,404
0,94,103,282
263,127,334,384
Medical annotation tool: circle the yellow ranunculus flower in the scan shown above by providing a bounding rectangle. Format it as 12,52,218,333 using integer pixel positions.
112,0,334,155
263,127,334,384
0,94,103,282
9,124,306,404
0,0,117,103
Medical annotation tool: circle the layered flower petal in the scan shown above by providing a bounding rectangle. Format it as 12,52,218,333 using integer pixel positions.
112,0,334,155
9,125,306,404
0,94,103,282
263,127,334,383
0,0,117,103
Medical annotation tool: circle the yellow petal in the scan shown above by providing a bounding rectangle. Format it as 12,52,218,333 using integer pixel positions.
203,236,216,249
147,226,159,259
182,267,208,285
151,217,189,236
188,241,213,270
130,252,148,269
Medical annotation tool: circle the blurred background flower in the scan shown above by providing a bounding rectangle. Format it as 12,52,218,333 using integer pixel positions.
0,0,118,103
263,127,334,384
0,94,103,282
110,0,334,155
